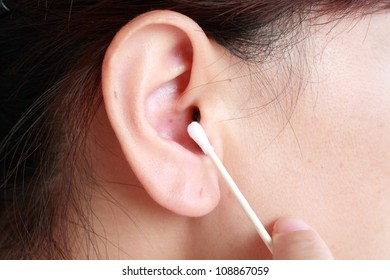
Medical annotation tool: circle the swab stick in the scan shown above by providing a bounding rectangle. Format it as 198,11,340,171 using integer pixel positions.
187,122,273,253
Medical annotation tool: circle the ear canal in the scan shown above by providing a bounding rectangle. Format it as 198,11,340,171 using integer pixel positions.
192,107,201,122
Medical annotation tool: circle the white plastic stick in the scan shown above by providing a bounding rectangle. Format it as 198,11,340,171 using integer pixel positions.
187,122,273,253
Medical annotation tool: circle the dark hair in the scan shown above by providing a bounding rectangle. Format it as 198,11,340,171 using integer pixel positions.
1,0,389,259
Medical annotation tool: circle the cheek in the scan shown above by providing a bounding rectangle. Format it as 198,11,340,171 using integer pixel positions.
220,14,390,258
313,34,390,181
277,18,390,256
222,46,390,260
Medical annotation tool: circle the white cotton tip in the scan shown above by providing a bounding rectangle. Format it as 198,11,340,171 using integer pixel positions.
187,122,213,154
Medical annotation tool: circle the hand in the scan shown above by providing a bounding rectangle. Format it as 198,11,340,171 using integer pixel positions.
272,217,334,259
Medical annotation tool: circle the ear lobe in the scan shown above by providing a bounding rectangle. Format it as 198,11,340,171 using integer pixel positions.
102,11,221,217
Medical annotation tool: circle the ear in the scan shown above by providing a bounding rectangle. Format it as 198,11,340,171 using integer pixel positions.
102,10,224,217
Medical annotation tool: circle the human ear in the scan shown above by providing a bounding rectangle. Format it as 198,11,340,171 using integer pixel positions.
102,10,224,217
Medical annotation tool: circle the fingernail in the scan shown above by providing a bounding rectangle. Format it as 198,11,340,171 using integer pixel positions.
273,218,311,234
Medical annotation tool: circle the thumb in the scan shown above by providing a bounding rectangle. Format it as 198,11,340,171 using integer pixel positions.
272,217,334,260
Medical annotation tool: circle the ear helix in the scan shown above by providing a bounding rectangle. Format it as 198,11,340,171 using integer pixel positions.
187,121,273,253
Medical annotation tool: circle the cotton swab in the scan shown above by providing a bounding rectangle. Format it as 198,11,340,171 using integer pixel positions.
187,122,273,253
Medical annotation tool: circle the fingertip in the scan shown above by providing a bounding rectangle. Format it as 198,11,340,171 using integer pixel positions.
272,217,334,260
273,217,311,234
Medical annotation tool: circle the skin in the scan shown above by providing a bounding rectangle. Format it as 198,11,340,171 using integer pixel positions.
75,11,390,259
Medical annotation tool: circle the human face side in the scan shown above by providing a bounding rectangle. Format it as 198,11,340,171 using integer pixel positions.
220,12,390,259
